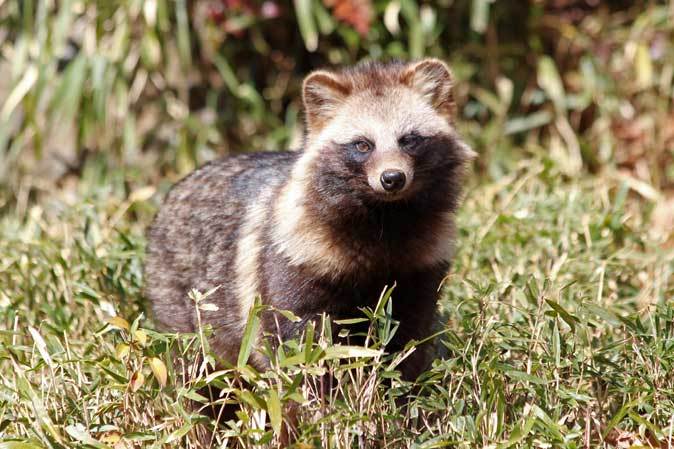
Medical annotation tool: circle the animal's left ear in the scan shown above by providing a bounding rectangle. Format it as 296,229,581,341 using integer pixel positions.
402,58,455,117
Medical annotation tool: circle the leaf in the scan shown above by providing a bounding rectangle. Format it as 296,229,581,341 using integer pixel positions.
497,412,536,448
238,297,261,368
16,373,62,442
178,388,209,403
175,0,192,67
143,0,157,26
276,308,302,323
165,423,193,444
504,111,553,135
28,327,53,368
471,0,493,33
627,411,661,441
148,357,167,387
538,56,566,113
545,299,578,331
129,371,145,392
400,0,422,58
204,369,232,383
333,317,369,325
124,432,156,442
198,303,220,312
1,65,38,119
635,43,653,89
238,390,266,409
505,370,548,385
314,1,336,34
384,1,401,35
77,283,101,301
115,343,130,361
602,396,648,440
374,284,395,317
50,55,87,120
267,389,282,436
98,365,128,383
107,317,129,331
128,186,156,203
133,330,147,346
323,345,382,360
212,54,241,94
294,0,318,51
323,0,373,36
65,424,108,449
140,32,161,68
525,279,540,305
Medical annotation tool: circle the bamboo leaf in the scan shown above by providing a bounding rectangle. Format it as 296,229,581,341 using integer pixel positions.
545,299,578,331
635,43,653,89
498,412,536,448
238,297,261,368
267,389,282,436
470,0,492,33
129,370,145,392
175,0,192,66
65,424,110,449
165,423,193,444
149,357,168,388
294,0,318,51
323,345,382,360
538,56,566,113
107,316,129,331
28,326,53,369
1,65,37,120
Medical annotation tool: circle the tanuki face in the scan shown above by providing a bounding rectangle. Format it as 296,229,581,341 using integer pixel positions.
299,59,475,204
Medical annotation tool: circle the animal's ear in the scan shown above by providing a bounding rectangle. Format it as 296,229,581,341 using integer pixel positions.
303,70,350,135
402,58,455,117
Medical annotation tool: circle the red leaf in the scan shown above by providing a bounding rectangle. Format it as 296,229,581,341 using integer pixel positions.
323,0,373,36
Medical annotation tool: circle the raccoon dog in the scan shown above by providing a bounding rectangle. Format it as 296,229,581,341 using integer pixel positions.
145,58,474,380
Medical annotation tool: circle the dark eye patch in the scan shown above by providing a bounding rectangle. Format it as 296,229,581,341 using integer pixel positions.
398,132,427,148
338,137,374,163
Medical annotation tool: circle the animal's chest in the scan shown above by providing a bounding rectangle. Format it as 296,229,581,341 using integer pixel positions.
261,258,398,316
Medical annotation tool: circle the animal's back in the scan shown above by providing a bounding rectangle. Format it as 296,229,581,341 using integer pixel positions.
144,151,298,336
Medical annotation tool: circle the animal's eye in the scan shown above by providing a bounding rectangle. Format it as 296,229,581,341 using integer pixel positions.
399,133,426,148
352,140,373,153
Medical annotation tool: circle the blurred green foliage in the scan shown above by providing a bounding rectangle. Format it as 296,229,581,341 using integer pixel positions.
1,0,673,206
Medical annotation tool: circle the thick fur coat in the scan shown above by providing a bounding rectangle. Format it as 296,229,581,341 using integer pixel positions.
145,59,474,379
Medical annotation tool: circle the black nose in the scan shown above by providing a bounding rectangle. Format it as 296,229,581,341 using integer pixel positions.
380,170,406,192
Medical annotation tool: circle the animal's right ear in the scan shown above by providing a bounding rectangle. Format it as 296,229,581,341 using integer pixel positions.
302,70,350,135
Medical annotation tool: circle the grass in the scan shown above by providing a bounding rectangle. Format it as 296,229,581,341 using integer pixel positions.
0,152,672,448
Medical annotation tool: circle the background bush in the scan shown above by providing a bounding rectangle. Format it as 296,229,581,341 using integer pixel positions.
1,0,673,194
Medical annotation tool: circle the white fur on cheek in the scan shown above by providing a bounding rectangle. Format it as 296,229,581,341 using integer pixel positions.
271,145,369,278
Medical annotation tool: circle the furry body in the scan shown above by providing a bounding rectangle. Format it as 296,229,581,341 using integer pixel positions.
145,60,473,379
